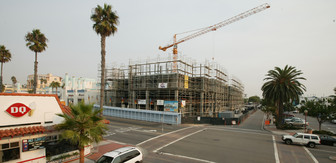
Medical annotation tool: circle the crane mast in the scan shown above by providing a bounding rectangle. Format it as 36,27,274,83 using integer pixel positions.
159,3,270,72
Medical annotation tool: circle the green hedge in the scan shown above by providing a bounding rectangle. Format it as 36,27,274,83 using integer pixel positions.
312,130,336,136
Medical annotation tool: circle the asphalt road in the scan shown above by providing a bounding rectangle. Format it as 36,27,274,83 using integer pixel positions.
103,116,185,145
160,127,275,163
101,110,336,162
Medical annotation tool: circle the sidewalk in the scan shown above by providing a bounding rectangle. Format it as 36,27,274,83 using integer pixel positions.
263,122,305,135
263,115,306,135
67,140,129,163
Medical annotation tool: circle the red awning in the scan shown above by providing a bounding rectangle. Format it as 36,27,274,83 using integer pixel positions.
0,125,50,139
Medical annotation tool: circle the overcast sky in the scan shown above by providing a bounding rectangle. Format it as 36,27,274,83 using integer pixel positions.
1,0,335,97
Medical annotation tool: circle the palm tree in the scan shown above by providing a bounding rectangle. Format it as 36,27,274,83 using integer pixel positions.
11,76,17,92
0,45,12,92
56,103,107,163
28,79,34,90
40,78,47,88
261,65,306,127
49,81,60,95
91,4,119,112
25,29,48,94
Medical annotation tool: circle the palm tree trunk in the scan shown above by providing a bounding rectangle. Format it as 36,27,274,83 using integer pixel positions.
0,62,3,92
100,36,106,114
278,100,284,127
33,52,38,94
80,147,85,163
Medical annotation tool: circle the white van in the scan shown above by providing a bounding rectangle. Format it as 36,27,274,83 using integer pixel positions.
96,146,143,163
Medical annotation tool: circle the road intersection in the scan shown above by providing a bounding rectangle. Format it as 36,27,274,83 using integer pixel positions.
98,110,335,162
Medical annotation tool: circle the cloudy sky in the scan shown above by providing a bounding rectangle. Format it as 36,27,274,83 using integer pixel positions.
1,0,335,97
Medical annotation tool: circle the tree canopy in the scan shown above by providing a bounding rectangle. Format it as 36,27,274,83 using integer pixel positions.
300,97,336,131
56,103,107,163
261,65,306,127
248,96,261,104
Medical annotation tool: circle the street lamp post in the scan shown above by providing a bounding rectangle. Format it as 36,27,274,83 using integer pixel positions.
304,110,308,132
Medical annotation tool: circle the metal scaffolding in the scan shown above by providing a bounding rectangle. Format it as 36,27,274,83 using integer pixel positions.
99,54,244,117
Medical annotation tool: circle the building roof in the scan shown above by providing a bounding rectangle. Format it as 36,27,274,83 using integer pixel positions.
0,93,70,140
0,126,51,140
0,93,70,114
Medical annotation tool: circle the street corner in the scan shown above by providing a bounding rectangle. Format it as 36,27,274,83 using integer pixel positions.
263,123,297,136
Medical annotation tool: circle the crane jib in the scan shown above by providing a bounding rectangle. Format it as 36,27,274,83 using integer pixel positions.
158,3,270,52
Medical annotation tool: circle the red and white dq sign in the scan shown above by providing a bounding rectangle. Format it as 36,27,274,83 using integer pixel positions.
5,103,31,117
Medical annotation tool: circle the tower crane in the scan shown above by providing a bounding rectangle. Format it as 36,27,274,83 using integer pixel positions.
159,3,270,71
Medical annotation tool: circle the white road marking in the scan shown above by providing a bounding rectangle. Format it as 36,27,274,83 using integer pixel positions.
272,135,280,163
309,148,336,154
304,147,319,163
207,127,270,136
153,129,204,153
134,129,157,133
115,126,140,133
136,126,194,146
160,152,215,163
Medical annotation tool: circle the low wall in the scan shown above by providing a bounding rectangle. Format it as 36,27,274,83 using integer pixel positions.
95,105,181,125
182,109,257,125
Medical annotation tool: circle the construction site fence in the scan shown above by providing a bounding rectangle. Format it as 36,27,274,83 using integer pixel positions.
181,108,257,125
95,105,181,125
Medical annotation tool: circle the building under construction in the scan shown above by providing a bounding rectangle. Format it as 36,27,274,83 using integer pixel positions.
100,3,270,117
101,55,244,117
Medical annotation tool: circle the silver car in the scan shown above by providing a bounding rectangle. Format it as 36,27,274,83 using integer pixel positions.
284,117,301,122
285,118,309,127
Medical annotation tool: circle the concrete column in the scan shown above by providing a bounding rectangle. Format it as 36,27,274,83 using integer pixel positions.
200,92,204,116
146,90,149,110
189,92,193,116
72,77,75,90
131,91,135,108
65,73,69,88
112,91,117,106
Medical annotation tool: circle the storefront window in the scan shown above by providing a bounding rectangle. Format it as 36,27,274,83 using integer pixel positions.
1,142,20,162
45,139,78,157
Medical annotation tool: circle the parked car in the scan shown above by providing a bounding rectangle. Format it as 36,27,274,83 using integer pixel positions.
96,146,143,163
283,113,295,118
320,135,336,146
293,110,299,114
285,118,309,127
332,119,336,124
284,117,301,123
282,133,321,148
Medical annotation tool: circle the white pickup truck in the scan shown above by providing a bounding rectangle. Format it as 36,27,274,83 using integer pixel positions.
282,133,320,148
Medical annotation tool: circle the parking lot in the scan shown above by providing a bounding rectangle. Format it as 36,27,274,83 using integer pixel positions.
292,112,336,133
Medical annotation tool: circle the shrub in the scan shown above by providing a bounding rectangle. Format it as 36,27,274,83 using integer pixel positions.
277,123,301,130
313,130,336,136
